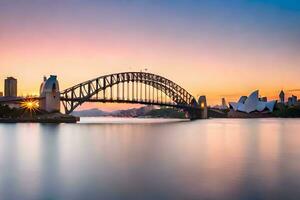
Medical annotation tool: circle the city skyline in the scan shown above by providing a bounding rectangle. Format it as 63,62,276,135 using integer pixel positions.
1,0,300,110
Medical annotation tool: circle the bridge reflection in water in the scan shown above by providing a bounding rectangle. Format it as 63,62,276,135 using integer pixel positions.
60,72,206,119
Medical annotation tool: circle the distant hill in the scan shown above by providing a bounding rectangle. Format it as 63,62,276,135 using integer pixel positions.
111,106,155,117
72,106,155,117
72,106,186,118
143,108,186,118
72,108,109,117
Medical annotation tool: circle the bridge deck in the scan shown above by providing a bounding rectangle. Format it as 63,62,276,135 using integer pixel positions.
60,98,201,110
0,97,44,103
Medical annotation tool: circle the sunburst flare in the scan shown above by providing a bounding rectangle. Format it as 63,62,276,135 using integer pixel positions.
20,99,39,112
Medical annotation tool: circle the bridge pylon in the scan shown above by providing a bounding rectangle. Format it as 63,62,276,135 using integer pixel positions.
39,75,61,113
198,95,208,119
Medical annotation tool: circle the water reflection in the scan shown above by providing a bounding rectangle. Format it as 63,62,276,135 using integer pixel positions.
0,118,300,200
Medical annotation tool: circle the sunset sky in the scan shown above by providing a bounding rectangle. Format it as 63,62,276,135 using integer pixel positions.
0,0,300,110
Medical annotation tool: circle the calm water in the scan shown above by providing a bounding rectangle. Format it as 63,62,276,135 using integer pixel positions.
0,118,300,200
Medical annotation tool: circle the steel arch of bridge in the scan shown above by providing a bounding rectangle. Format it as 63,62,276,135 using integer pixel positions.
60,72,200,116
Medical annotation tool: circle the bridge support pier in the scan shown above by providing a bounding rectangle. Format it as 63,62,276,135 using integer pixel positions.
187,109,203,120
187,95,208,120
198,95,208,119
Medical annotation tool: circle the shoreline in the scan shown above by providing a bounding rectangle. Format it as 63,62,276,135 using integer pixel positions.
0,113,80,123
1,116,299,123
0,117,79,123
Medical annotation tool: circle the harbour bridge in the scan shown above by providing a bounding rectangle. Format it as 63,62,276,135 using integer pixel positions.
0,72,207,119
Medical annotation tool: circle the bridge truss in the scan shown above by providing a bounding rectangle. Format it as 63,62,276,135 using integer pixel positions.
60,72,200,117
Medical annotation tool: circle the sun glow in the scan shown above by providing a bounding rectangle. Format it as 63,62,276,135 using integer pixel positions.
20,100,39,112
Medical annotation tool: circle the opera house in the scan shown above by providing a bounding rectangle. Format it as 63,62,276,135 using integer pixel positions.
229,90,276,113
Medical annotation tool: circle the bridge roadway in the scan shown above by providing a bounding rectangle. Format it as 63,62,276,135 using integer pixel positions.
0,96,44,103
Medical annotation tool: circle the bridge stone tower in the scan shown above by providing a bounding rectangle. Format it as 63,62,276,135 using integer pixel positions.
198,95,208,119
39,75,60,113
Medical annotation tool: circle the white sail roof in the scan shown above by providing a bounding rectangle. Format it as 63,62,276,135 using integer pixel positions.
229,90,276,113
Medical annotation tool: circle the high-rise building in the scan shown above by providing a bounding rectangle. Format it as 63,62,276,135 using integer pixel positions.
288,97,293,107
4,77,17,97
279,90,285,103
287,95,298,107
221,98,228,109
261,97,268,102
292,95,297,105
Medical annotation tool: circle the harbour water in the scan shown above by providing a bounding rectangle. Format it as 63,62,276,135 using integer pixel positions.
0,118,300,200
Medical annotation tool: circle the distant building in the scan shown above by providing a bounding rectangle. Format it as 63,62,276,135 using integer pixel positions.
292,95,297,105
212,98,229,110
287,95,298,107
219,98,228,110
229,90,276,113
221,98,227,108
0,92,3,97
279,90,285,103
288,97,293,107
4,77,17,97
261,97,267,102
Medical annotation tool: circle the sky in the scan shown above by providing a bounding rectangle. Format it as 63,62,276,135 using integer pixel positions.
0,0,300,110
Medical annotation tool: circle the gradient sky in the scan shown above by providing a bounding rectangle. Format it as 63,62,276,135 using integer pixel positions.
0,0,300,110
